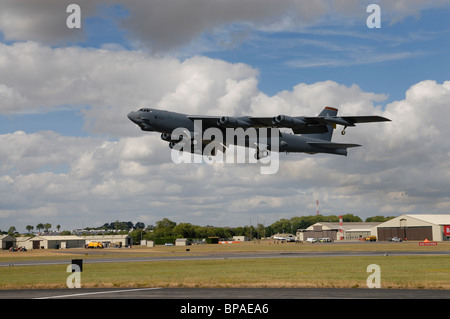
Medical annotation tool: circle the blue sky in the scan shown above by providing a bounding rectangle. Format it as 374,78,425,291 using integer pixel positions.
1,3,448,136
0,1,449,232
204,8,450,101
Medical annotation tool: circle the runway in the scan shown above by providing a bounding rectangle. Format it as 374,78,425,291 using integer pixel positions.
1,287,450,299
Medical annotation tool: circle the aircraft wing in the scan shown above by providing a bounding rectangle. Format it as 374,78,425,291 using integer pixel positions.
340,115,391,123
188,115,329,134
304,115,390,127
187,115,223,128
249,117,329,134
308,142,361,149
188,114,390,134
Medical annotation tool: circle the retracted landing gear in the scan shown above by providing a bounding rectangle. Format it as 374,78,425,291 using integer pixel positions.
254,144,270,160
255,149,270,160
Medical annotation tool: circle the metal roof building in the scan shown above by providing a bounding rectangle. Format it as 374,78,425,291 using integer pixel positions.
0,235,15,250
371,214,450,241
296,222,381,241
82,234,132,247
29,236,86,249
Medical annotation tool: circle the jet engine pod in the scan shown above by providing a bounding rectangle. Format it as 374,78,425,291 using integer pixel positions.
217,116,229,126
161,132,184,142
272,115,307,127
161,133,171,141
217,116,252,128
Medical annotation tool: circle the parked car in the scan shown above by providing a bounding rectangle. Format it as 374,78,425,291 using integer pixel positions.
306,238,317,243
389,237,402,242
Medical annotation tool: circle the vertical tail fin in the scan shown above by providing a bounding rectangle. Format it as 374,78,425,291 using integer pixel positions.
309,106,337,141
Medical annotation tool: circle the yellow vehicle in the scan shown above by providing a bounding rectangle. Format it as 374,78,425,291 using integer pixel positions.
365,236,377,242
87,241,104,248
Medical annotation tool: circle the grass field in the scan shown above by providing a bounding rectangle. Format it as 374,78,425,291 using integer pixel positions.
1,241,450,290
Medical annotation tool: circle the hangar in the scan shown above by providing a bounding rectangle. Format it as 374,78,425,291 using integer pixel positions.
83,234,132,247
296,222,381,241
29,236,86,249
373,214,450,241
0,235,15,250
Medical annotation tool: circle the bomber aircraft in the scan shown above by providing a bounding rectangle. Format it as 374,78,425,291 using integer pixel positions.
127,107,390,160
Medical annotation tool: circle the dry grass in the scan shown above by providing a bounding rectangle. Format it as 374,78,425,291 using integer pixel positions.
2,255,450,290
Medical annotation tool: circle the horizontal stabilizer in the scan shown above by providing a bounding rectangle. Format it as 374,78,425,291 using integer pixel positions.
340,115,391,123
305,115,390,126
308,142,361,149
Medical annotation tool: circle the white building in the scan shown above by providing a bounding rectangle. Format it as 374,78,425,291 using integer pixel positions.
0,235,15,250
83,234,132,247
296,222,381,241
371,214,450,241
29,236,86,249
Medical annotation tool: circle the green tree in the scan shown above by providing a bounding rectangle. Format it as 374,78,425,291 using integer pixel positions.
256,223,266,239
173,223,196,238
270,218,293,234
135,222,145,229
153,218,177,238
129,228,145,245
36,223,44,233
341,214,362,222
44,223,52,232
365,216,395,222
8,226,16,236
26,225,34,233
114,220,127,231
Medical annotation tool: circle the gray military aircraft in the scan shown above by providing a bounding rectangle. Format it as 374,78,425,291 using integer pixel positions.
127,106,390,159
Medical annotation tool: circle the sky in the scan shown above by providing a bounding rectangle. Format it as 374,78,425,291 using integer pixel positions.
0,0,449,233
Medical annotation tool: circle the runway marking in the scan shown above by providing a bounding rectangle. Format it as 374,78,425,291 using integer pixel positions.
34,287,162,299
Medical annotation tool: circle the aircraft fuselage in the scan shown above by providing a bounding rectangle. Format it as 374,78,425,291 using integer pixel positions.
128,108,359,155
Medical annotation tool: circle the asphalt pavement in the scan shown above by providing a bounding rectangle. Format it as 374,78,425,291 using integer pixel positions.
1,287,450,299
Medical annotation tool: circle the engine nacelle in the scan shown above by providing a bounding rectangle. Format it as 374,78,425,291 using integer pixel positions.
217,116,252,128
272,115,307,127
162,132,185,142
161,133,171,141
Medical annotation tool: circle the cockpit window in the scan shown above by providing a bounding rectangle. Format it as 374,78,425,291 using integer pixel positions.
138,108,152,112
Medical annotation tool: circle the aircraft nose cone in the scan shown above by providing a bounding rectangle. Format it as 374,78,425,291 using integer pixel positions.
127,112,137,123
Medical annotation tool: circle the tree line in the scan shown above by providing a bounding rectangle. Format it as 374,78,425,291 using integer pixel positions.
2,223,62,236
2,215,394,243
128,214,394,244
